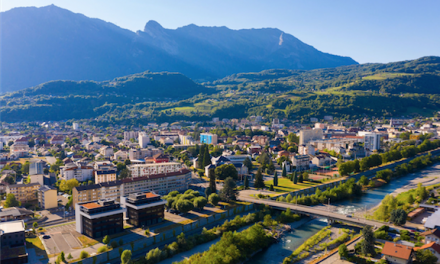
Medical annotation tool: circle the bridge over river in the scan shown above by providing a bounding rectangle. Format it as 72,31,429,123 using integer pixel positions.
238,196,399,228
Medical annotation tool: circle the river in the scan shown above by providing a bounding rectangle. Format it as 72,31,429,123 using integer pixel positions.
158,164,440,264
247,163,440,264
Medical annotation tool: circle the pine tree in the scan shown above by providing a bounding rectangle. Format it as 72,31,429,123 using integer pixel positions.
282,164,287,177
298,173,304,183
273,171,278,186
209,168,217,194
244,176,249,189
293,172,298,184
203,145,211,167
269,184,274,191
197,145,204,169
254,168,265,189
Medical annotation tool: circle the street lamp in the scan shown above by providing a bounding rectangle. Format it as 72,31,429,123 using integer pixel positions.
328,198,330,212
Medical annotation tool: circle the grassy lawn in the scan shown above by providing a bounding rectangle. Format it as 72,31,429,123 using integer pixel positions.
26,236,47,258
78,235,99,248
264,178,320,193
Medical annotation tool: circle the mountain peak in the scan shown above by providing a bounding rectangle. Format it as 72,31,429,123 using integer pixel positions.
144,20,164,32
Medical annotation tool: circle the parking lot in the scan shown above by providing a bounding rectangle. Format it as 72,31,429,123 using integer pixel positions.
41,223,82,254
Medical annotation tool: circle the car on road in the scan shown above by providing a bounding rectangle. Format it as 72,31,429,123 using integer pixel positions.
42,235,51,239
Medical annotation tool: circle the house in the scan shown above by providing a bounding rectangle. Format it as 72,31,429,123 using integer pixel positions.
99,146,114,158
381,242,414,264
153,153,169,163
414,242,440,261
291,155,310,171
205,164,216,177
312,154,331,167
277,150,290,159
50,135,65,145
114,150,128,161
421,229,440,244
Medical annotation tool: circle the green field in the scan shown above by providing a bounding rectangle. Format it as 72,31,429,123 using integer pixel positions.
362,72,413,80
264,177,320,193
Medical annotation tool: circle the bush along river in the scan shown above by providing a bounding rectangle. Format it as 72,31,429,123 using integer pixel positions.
247,163,440,264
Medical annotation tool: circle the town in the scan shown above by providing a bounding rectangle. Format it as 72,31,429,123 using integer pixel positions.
0,115,440,264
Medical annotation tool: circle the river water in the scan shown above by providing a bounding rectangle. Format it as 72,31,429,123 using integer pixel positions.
158,164,440,264
248,164,440,264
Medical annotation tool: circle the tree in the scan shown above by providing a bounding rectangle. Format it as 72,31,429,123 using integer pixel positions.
67,253,73,259
339,244,348,259
60,251,66,263
390,209,407,226
354,159,360,173
209,193,220,206
358,175,368,186
243,157,253,171
408,194,415,204
119,239,123,246
220,177,238,202
119,168,131,179
33,222,38,229
215,164,238,180
204,187,212,198
121,250,132,264
360,225,375,256
417,183,429,201
269,184,274,191
209,168,217,194
21,161,30,175
193,197,208,210
282,165,287,177
4,193,20,208
176,199,194,214
293,172,298,184
298,173,304,183
254,168,265,189
203,144,211,167
415,249,438,264
80,251,89,259
244,176,249,189
273,171,278,186
303,172,309,181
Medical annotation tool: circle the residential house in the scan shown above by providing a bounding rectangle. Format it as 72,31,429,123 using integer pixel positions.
421,229,440,244
414,242,440,261
312,154,331,167
114,150,128,161
291,155,310,171
99,146,114,158
381,242,414,264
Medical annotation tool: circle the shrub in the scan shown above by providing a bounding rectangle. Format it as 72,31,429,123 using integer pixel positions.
79,250,89,259
111,241,118,248
97,245,108,253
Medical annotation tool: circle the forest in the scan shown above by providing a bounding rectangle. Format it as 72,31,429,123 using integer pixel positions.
1,56,440,123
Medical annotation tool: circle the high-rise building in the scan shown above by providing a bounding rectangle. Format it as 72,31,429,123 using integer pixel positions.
139,132,150,148
364,133,381,151
124,131,139,141
299,128,323,145
72,122,79,130
200,133,218,145
29,160,45,175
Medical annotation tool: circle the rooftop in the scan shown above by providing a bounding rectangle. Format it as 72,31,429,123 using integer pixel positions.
81,202,101,209
0,220,25,234
382,242,413,260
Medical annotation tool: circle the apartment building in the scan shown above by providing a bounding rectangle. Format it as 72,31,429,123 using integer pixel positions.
121,169,191,196
200,133,218,145
6,183,40,203
95,169,117,184
60,162,94,182
128,162,183,178
38,185,57,209
139,132,150,148
124,131,139,141
29,160,45,175
75,199,124,238
72,180,122,207
120,191,166,227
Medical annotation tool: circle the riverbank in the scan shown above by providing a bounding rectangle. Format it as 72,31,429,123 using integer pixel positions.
362,163,440,217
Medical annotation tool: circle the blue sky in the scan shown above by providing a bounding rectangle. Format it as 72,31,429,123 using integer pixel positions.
2,0,439,64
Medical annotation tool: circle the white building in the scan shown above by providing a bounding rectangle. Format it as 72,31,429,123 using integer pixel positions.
139,132,150,148
364,133,381,151
291,155,310,171
114,150,128,161
299,129,323,145
128,162,183,178
60,162,94,182
124,131,139,141
72,122,79,130
99,146,114,158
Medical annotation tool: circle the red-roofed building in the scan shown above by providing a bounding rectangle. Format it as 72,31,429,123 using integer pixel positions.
381,242,414,264
414,242,440,260
153,153,169,163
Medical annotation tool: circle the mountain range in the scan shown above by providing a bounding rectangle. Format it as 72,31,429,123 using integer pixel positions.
0,5,357,92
